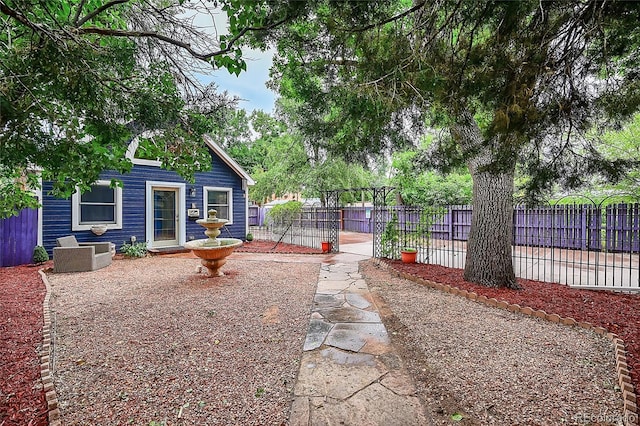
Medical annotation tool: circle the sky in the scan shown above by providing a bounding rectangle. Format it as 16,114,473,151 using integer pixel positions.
192,10,277,113
198,47,276,113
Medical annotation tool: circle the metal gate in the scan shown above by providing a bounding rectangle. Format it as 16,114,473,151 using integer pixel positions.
324,186,397,256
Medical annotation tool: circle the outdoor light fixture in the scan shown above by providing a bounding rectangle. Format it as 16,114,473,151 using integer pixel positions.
190,187,197,198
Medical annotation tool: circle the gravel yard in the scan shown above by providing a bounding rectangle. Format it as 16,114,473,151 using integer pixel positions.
28,251,628,425
46,256,318,425
361,261,624,426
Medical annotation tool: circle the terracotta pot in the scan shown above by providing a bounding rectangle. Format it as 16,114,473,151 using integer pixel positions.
321,241,332,253
401,249,417,264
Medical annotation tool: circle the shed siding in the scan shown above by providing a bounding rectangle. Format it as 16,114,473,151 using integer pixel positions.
41,148,247,255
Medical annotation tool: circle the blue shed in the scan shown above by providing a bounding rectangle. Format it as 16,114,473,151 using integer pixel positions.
40,136,254,255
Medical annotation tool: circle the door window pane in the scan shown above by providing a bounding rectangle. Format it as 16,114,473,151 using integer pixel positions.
154,190,176,241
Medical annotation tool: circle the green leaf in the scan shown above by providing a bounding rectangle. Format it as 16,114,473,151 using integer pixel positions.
451,413,464,421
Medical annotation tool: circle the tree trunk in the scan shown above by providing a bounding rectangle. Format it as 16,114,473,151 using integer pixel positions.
451,110,519,289
463,167,519,288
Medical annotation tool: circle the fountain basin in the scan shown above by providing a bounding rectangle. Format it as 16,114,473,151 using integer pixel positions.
185,238,243,277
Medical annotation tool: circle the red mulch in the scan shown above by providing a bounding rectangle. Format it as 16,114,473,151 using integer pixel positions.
235,240,324,254
2,243,637,425
388,260,639,396
0,262,50,426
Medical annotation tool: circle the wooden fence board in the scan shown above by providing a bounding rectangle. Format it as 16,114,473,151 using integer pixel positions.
1,208,38,267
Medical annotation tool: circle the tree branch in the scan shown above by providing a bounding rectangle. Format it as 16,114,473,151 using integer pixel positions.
0,0,48,35
2,0,290,65
72,0,87,26
77,15,291,62
76,0,130,27
76,26,231,61
351,1,426,32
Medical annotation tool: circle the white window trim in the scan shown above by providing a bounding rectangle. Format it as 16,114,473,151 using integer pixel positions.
132,158,162,167
126,138,163,167
204,186,233,225
72,180,123,231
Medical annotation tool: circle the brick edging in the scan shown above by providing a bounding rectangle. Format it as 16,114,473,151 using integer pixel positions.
373,259,638,426
38,269,61,426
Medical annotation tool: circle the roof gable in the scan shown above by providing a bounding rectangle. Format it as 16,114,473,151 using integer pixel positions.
126,135,255,186
203,135,255,186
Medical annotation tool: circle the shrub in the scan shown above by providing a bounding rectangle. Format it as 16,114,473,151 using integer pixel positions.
266,201,303,224
32,245,49,264
120,241,148,258
246,233,254,241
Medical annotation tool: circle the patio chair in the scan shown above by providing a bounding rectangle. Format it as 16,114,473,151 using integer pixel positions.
53,235,113,273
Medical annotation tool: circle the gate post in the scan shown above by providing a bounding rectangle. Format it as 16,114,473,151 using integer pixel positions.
325,190,340,253
372,187,394,259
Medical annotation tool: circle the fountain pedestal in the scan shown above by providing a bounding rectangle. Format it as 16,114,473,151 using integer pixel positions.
184,209,243,277
190,242,242,276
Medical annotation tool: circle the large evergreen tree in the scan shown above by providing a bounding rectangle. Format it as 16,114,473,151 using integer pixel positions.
253,0,640,288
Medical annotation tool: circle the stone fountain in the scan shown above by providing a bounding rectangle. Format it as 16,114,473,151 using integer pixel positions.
184,209,243,277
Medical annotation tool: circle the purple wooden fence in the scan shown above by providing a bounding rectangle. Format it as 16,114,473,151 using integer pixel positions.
449,206,472,241
249,203,640,254
393,203,639,253
342,207,373,233
513,205,603,250
606,203,640,252
1,208,38,267
248,205,263,226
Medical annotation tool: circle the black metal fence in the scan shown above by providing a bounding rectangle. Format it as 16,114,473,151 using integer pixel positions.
249,202,639,290
379,203,639,291
249,208,334,251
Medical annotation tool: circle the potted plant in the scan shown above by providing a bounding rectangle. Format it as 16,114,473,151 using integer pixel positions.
400,247,417,264
246,233,254,242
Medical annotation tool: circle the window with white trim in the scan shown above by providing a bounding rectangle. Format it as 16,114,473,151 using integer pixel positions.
205,187,232,223
72,181,123,230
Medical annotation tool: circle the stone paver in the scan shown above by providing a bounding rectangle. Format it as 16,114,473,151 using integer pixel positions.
345,293,371,309
303,319,334,351
324,323,389,353
290,255,430,425
317,306,382,323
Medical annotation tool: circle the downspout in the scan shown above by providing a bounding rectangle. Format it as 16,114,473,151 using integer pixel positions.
243,178,249,239
37,175,43,247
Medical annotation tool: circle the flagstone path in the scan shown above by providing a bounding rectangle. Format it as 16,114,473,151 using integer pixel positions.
289,259,430,425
